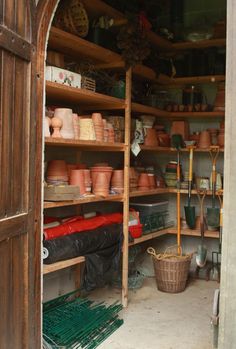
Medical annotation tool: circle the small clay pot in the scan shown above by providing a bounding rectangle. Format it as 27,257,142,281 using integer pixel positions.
69,169,86,195
217,133,224,147
138,173,150,187
51,117,63,138
83,169,92,193
148,174,156,189
144,128,158,147
157,133,170,147
198,130,211,149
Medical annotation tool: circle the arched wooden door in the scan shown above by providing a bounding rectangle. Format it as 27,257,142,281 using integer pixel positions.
0,1,40,348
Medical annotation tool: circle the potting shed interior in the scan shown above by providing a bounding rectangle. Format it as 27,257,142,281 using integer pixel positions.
41,0,226,347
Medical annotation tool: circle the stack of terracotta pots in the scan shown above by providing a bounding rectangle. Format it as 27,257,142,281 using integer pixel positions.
129,167,139,191
214,85,225,111
107,123,115,143
69,169,86,195
107,116,125,143
218,123,225,147
111,170,124,193
72,113,80,139
46,160,69,185
90,166,113,197
92,113,104,141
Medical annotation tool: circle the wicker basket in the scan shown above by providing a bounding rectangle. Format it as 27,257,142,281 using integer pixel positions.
148,246,192,293
54,0,89,37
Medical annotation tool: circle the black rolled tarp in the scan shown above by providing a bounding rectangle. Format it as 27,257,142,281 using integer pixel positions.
43,223,123,291
43,223,123,265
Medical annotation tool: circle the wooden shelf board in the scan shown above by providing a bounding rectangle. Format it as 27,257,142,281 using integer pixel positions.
132,102,169,117
140,145,224,153
173,38,226,50
161,75,225,85
43,256,85,275
83,0,171,51
129,229,169,246
44,194,124,209
45,137,125,152
46,81,125,109
168,189,224,196
167,228,220,239
170,111,225,118
49,27,122,64
130,188,169,198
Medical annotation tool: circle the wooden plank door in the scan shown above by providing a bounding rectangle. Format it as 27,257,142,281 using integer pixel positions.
0,1,40,348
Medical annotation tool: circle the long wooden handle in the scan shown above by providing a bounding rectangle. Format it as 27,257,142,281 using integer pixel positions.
189,147,193,181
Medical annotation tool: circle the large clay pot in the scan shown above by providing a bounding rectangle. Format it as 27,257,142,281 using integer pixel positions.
198,130,211,149
144,128,158,146
54,108,75,139
69,169,86,195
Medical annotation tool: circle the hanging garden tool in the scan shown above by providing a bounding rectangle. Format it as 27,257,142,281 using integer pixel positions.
171,134,183,255
206,191,223,282
196,189,207,268
207,146,220,230
184,145,196,229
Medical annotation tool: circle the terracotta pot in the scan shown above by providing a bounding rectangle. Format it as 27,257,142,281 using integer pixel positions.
157,133,170,147
67,164,77,178
92,171,111,196
148,174,156,188
214,86,225,111
217,133,224,147
138,173,150,187
54,108,75,139
111,170,124,186
69,169,86,195
72,113,80,140
92,113,103,124
144,128,158,147
138,186,150,191
47,160,68,176
198,130,211,149
83,169,92,193
79,118,96,141
51,117,63,138
171,121,189,141
91,167,113,190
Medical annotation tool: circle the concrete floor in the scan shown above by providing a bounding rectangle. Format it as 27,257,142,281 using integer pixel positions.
91,278,217,349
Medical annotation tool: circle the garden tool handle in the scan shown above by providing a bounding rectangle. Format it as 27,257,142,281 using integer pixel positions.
187,146,194,205
177,150,181,255
197,190,206,241
210,146,220,207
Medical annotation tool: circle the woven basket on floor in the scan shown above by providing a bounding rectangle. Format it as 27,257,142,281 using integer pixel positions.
148,246,192,293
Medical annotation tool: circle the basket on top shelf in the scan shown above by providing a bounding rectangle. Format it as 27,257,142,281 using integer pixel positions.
54,0,89,37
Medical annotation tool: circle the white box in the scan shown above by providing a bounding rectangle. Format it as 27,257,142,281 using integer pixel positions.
45,66,82,88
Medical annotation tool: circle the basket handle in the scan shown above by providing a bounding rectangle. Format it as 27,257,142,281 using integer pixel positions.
147,247,157,257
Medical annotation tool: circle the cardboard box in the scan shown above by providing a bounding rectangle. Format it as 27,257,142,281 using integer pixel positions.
45,66,82,88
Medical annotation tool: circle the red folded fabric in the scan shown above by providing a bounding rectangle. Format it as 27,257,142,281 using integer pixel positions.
44,212,123,240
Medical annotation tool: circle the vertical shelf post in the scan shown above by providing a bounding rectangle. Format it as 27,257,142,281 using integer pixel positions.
122,67,132,307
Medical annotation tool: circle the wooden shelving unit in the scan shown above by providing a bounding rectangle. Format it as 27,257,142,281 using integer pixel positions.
44,0,226,307
44,194,124,209
43,256,85,275
140,145,224,153
168,227,220,239
45,137,126,152
172,38,226,50
46,81,125,109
